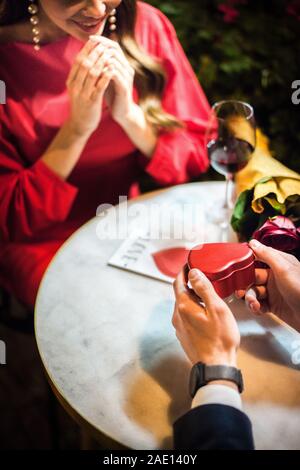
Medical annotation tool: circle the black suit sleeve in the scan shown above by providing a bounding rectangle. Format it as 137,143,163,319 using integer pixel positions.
173,404,255,450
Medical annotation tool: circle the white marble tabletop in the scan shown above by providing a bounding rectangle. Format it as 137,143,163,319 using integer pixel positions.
35,182,300,450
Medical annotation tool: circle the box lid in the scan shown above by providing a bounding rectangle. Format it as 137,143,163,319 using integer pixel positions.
188,242,255,281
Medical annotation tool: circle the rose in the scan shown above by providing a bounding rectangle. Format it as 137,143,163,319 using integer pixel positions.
218,0,247,23
218,4,240,23
287,0,300,21
252,216,300,254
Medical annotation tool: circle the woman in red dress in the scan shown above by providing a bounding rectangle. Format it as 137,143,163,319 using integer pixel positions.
0,0,211,308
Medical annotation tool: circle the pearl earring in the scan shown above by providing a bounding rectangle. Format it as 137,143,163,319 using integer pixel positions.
109,9,117,32
28,0,40,51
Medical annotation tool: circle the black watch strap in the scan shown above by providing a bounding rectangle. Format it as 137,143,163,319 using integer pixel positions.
189,362,244,398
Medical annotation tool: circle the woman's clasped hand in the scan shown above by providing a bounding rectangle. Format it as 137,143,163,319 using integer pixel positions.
66,35,136,136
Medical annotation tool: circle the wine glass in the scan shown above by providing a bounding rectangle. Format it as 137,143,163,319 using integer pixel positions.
206,100,256,233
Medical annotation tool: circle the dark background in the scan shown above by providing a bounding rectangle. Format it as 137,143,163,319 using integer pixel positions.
149,0,300,173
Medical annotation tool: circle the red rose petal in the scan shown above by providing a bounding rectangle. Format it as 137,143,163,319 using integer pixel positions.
253,216,300,253
271,216,296,230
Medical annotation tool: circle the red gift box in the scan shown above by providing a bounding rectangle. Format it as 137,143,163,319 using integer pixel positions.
188,242,256,299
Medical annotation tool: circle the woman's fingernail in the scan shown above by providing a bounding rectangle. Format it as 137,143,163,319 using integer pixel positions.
249,302,256,311
189,269,201,280
250,239,261,249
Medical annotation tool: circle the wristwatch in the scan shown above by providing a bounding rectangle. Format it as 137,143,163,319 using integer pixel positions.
189,362,244,398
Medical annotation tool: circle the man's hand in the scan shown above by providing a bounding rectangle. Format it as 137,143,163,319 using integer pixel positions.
236,239,300,332
173,267,240,367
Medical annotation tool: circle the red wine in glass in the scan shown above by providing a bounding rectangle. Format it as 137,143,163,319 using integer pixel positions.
208,137,255,176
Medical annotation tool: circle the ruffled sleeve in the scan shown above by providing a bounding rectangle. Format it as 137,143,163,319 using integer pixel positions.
0,113,78,243
139,5,211,185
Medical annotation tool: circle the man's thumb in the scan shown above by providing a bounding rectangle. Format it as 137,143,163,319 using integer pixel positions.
249,239,285,271
188,268,222,309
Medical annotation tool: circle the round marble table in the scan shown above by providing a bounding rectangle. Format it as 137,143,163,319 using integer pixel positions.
35,182,300,450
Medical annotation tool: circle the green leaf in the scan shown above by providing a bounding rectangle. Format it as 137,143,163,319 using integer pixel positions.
231,190,252,226
264,196,286,213
231,189,258,238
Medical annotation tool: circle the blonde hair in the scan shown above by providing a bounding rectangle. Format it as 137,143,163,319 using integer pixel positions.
109,1,184,132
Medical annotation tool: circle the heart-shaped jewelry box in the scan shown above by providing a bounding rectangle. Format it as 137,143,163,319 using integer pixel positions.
188,242,256,299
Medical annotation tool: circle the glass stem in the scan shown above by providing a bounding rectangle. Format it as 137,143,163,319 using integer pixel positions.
224,174,234,210
220,174,234,240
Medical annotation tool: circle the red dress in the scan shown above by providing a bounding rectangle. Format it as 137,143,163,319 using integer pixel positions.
0,2,211,307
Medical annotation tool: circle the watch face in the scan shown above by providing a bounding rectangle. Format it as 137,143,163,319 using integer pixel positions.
189,364,199,398
189,363,243,395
